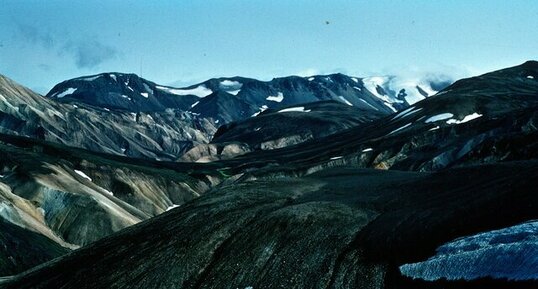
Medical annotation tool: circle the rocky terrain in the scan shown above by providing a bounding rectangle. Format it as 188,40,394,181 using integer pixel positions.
181,101,388,162
0,61,536,288
0,133,219,275
1,161,537,289
0,74,216,160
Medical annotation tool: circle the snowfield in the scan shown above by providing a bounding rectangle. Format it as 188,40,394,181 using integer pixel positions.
400,220,538,281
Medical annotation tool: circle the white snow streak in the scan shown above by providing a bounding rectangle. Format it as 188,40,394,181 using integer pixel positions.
425,113,454,123
56,88,77,98
74,170,92,182
190,101,200,108
266,92,284,102
388,123,412,135
446,113,482,124
78,75,101,81
278,106,311,113
251,105,269,117
166,204,180,211
338,96,353,106
156,85,213,98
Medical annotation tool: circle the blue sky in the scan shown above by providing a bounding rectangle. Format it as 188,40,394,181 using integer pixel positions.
1,0,537,93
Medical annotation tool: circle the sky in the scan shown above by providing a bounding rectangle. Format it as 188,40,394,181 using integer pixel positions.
1,0,537,94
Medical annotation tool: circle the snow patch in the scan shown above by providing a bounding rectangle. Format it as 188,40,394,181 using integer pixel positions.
266,92,284,102
102,189,114,196
330,156,343,160
527,75,534,79
362,148,373,152
74,170,92,182
307,77,315,81
227,89,241,95
400,220,538,281
359,99,379,111
190,101,200,108
425,113,454,123
166,204,180,211
156,85,213,98
393,106,423,120
110,74,117,81
78,75,101,81
446,113,482,124
56,88,77,98
388,123,412,135
338,96,353,106
143,83,153,94
353,86,362,91
428,126,440,131
140,92,149,98
251,105,269,117
219,80,242,88
278,106,311,113
351,77,359,83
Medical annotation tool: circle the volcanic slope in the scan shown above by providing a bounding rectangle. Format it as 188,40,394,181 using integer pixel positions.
182,101,388,162
0,133,219,276
1,160,536,289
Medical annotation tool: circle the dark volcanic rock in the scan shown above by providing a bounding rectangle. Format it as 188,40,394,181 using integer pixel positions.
1,161,537,289
181,101,388,161
0,219,69,276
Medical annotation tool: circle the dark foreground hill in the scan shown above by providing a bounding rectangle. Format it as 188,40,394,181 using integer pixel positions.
1,160,536,289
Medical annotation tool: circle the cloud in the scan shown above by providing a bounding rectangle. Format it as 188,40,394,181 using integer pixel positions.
38,64,51,71
16,23,55,49
14,23,119,69
62,40,119,69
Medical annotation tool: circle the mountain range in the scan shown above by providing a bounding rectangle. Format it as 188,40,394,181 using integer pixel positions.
0,61,537,288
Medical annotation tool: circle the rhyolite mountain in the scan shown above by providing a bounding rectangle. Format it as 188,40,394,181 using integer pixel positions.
46,72,449,124
0,74,216,160
0,132,223,276
0,61,537,288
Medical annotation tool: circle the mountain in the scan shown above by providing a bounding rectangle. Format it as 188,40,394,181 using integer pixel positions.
47,72,447,124
0,74,216,160
192,61,538,173
46,73,202,112
0,61,536,288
